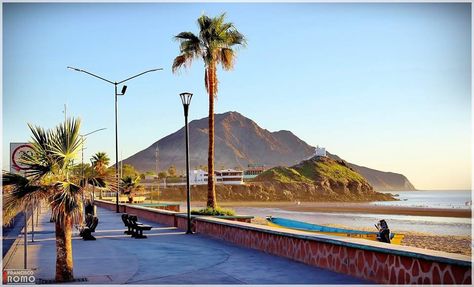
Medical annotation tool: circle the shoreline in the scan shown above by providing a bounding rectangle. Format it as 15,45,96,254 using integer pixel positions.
216,201,472,218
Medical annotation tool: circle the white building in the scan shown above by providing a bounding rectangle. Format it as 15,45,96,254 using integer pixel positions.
314,146,327,157
189,169,244,185
216,169,244,185
191,169,208,184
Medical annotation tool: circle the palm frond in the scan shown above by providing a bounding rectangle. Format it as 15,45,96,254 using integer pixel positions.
220,48,235,70
50,181,83,225
175,32,199,41
225,29,247,47
172,54,194,73
2,172,51,224
49,118,82,169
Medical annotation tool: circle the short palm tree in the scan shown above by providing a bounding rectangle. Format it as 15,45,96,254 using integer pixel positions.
91,152,110,175
3,119,84,282
172,13,246,208
121,175,141,202
91,152,111,199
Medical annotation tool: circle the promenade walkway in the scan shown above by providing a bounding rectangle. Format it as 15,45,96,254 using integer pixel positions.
3,206,370,284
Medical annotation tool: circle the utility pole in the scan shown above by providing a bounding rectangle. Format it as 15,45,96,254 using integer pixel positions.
155,147,160,200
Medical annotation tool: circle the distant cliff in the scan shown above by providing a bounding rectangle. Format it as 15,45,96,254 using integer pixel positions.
123,111,416,191
327,153,416,191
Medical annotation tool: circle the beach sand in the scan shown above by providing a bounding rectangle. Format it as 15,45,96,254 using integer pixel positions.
250,217,472,256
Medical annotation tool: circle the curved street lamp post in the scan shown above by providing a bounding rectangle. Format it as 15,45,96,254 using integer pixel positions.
81,128,107,213
68,66,162,213
180,92,193,234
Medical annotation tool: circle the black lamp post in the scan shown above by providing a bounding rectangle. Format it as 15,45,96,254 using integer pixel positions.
67,66,162,213
180,92,193,234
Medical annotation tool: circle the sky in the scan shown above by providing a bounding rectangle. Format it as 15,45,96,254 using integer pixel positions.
2,3,471,190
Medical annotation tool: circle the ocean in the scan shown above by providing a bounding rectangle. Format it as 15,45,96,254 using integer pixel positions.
228,190,472,237
372,190,472,209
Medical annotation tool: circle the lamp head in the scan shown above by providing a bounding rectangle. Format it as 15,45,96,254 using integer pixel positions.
179,92,193,106
121,85,128,95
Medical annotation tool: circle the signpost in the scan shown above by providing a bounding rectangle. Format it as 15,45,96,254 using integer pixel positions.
10,143,34,173
10,142,34,269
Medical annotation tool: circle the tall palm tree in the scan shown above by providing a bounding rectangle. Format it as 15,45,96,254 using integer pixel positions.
2,119,83,282
172,13,246,209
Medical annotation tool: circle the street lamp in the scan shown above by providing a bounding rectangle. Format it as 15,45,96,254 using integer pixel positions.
180,92,193,234
67,66,162,213
81,128,107,211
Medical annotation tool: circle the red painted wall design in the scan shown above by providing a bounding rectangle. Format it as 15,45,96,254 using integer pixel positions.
195,221,471,285
125,206,176,227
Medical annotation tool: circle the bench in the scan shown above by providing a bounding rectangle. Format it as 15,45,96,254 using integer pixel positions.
121,213,134,235
121,213,152,239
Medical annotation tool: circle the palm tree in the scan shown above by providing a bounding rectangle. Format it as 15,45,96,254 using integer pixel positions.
91,152,111,199
172,13,246,209
121,175,141,203
2,119,84,282
91,152,110,175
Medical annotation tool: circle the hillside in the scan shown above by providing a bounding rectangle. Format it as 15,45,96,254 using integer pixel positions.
122,111,415,191
251,155,392,201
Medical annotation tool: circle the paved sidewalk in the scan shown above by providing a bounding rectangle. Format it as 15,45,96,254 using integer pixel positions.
3,206,371,284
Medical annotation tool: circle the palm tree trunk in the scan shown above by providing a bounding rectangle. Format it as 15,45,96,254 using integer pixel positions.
55,216,74,282
207,65,217,209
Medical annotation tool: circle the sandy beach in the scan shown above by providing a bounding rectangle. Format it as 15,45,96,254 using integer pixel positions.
250,216,472,256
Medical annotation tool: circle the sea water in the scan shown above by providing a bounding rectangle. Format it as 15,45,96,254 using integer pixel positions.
372,190,472,209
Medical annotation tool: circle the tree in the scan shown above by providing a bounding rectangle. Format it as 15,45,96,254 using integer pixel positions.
121,175,142,203
2,119,85,282
158,171,168,179
167,165,177,177
172,13,246,208
90,152,111,199
91,152,110,175
121,164,140,179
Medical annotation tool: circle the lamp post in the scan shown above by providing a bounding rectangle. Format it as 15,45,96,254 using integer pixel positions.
81,128,106,212
67,66,162,213
180,92,193,234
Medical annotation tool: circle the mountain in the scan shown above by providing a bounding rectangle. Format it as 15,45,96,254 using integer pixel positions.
122,111,415,191
123,111,314,171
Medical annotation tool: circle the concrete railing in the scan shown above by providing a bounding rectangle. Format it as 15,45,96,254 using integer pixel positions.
94,199,471,284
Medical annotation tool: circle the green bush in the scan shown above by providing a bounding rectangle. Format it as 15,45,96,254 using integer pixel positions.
191,207,236,216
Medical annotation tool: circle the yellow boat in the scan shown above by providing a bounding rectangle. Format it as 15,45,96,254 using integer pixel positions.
266,217,404,245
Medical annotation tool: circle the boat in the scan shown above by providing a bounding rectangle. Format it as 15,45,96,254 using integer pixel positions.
266,217,404,245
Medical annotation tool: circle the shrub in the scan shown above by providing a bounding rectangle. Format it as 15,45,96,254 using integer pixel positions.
191,207,236,216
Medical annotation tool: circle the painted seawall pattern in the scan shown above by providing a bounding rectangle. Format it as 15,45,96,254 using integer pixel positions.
94,199,471,284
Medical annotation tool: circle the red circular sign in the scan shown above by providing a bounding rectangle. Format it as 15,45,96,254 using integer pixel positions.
11,144,34,171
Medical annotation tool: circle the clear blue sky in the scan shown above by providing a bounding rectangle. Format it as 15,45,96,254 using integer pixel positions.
2,3,471,190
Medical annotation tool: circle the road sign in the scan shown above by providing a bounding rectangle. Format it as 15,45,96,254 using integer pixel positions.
10,143,34,173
